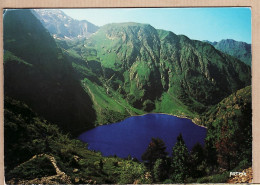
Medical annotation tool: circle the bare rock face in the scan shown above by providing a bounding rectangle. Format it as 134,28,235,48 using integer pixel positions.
33,9,99,39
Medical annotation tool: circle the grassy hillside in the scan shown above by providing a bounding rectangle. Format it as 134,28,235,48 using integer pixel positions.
4,97,151,184
58,23,251,121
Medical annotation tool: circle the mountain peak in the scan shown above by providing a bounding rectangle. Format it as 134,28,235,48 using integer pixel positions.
34,9,65,15
101,22,154,32
33,9,99,39
205,39,251,66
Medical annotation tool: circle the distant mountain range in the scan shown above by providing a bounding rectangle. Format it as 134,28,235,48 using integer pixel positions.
33,9,251,67
204,39,251,66
33,9,99,39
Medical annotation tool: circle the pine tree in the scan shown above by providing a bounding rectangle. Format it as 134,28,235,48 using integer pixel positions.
190,142,206,178
204,124,218,169
170,134,190,183
153,158,168,182
142,138,168,170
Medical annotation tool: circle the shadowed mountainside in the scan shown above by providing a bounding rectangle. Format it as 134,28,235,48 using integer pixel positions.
4,9,96,136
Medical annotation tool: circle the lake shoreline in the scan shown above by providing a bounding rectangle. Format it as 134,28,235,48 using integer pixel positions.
101,112,207,129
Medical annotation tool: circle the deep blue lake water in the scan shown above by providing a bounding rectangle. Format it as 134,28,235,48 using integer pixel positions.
78,113,207,161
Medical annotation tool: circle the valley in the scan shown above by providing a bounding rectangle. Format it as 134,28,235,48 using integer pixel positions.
3,9,252,184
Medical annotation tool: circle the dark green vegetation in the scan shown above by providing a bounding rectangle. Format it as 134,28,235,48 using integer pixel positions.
137,86,252,183
4,97,152,184
142,138,168,170
5,88,251,184
4,9,252,184
204,86,252,170
205,39,252,66
132,93,251,184
4,10,96,136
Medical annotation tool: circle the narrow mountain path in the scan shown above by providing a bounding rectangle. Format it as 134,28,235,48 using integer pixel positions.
7,154,72,184
84,79,133,116
82,82,103,115
103,83,133,116
83,82,97,105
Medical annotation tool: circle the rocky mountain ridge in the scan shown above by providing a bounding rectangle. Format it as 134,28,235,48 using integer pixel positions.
33,9,99,39
204,39,251,66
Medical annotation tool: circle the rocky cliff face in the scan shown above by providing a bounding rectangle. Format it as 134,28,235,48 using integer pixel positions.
69,23,251,113
33,9,99,39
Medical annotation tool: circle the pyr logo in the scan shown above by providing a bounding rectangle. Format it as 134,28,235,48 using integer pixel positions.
230,172,247,177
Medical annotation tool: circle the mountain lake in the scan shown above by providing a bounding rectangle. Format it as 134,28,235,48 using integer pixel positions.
78,113,207,161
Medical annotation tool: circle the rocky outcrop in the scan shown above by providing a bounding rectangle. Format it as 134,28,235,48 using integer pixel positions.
33,9,99,39
6,154,72,184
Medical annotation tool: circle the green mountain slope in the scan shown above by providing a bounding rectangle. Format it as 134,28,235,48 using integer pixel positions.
4,9,96,135
62,23,251,118
204,39,251,66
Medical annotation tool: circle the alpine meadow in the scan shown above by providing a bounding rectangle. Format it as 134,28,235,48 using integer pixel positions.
3,8,252,184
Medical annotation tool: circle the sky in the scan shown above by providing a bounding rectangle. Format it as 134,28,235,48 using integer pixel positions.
62,8,251,43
